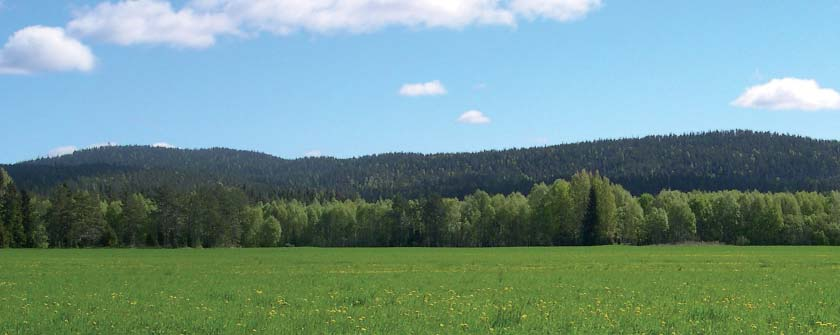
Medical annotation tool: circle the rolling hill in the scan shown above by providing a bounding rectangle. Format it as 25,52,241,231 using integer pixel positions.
5,130,840,199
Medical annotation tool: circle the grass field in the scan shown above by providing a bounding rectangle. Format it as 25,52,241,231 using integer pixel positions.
1,247,839,334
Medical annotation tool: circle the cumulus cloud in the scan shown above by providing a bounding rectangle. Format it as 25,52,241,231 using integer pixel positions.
732,78,840,111
68,0,237,48
510,0,602,21
61,0,600,48
304,150,323,157
0,26,95,75
399,80,447,96
457,110,491,124
48,146,78,157
2,0,601,72
152,142,176,148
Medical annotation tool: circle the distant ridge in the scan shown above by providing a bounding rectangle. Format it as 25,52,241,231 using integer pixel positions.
5,130,840,199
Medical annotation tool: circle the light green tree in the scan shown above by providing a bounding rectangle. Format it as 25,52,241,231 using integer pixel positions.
644,207,669,244
259,216,282,247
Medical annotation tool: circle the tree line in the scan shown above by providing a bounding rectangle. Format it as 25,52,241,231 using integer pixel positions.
3,167,840,248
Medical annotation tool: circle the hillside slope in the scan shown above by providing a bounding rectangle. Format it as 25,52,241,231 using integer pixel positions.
6,130,840,199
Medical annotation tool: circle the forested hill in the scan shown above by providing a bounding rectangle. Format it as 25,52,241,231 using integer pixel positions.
5,130,840,199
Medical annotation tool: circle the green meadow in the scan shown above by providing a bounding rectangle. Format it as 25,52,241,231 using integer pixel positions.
1,247,839,334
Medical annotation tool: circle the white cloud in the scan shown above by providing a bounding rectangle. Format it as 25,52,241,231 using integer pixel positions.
68,0,237,48
8,0,600,55
399,80,447,96
0,26,95,75
457,110,491,124
152,142,176,148
191,0,516,34
2,0,601,73
88,141,117,148
732,78,840,111
510,0,602,21
304,150,323,157
48,146,78,157
168,0,599,43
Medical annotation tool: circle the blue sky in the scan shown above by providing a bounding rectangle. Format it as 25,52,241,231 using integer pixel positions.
2,0,840,163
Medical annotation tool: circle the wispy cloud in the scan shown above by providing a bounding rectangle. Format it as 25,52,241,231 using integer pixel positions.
399,80,447,97
89,141,117,148
47,146,78,157
304,150,322,157
152,142,175,148
510,0,602,21
457,110,491,124
191,0,517,35
733,78,840,111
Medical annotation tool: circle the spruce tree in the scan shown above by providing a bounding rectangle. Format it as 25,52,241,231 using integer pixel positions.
421,194,446,247
47,184,75,248
2,183,24,247
0,217,7,248
121,194,150,247
0,167,10,193
0,168,8,247
21,190,33,248
580,186,598,245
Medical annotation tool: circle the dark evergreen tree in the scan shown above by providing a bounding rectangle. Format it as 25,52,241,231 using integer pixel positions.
421,194,446,247
69,191,107,248
47,184,74,248
152,187,182,248
388,195,409,247
120,194,150,247
20,190,33,248
580,186,599,245
1,183,25,247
